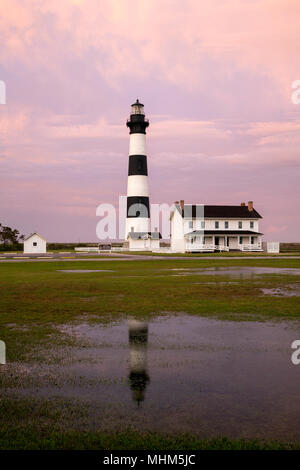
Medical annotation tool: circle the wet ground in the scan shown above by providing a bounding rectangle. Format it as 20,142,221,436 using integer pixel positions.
3,314,300,441
262,285,300,297
170,266,300,277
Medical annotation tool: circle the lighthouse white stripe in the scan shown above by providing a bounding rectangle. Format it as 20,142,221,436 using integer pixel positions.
129,133,147,156
127,175,149,197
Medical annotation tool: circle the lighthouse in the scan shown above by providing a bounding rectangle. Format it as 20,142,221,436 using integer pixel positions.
125,99,161,250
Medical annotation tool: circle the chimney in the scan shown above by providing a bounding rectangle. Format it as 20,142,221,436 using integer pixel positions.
180,200,184,212
248,201,253,211
241,202,246,206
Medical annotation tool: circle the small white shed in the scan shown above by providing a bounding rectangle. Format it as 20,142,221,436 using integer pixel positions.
23,233,47,254
127,231,161,251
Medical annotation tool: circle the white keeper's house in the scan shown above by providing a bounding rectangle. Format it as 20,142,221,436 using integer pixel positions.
170,200,263,253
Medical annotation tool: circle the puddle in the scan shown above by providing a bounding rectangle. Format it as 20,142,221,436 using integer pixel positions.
3,314,300,440
170,266,300,277
261,286,300,297
57,270,114,273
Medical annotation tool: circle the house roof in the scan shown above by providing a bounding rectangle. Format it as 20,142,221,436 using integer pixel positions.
185,230,263,236
24,232,46,242
176,204,262,219
128,231,162,240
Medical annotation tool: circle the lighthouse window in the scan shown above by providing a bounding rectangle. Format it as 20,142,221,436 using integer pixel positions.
138,158,143,171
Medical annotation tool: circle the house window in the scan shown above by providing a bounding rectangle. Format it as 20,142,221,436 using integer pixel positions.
225,221,229,229
239,236,243,245
33,242,37,246
238,221,243,229
215,221,219,229
189,221,193,229
250,221,254,229
201,221,205,229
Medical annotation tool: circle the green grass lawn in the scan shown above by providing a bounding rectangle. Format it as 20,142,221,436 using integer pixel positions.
117,250,300,257
1,257,300,360
1,257,300,449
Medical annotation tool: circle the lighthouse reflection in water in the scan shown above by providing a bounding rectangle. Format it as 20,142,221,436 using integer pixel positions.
128,318,150,405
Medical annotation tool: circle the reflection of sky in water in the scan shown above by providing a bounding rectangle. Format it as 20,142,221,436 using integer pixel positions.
170,266,300,277
4,315,300,440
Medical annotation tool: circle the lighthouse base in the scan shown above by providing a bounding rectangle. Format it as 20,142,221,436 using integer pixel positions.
125,231,161,251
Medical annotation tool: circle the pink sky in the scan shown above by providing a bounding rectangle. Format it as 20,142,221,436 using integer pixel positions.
0,0,300,241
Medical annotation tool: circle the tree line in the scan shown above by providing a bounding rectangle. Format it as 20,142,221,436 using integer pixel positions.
0,224,24,250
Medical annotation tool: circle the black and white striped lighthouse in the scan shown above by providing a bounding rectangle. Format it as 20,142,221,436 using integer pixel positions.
125,99,150,237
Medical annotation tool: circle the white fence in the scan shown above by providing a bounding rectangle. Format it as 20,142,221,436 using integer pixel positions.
267,242,280,253
75,247,127,253
75,247,99,252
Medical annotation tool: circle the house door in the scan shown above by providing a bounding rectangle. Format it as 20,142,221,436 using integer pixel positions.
215,237,220,246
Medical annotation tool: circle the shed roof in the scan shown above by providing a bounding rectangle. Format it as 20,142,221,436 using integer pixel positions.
24,232,46,242
128,231,162,240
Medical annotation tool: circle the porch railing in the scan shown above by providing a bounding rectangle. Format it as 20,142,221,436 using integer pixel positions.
185,242,262,252
185,243,229,252
241,243,262,252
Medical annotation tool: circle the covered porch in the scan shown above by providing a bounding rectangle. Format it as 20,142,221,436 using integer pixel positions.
184,230,263,252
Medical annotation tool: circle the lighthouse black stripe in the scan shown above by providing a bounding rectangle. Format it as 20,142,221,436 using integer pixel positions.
128,155,148,176
127,196,150,218
126,114,149,135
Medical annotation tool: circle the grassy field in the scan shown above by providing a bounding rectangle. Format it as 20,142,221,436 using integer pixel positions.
114,250,300,257
1,257,300,449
